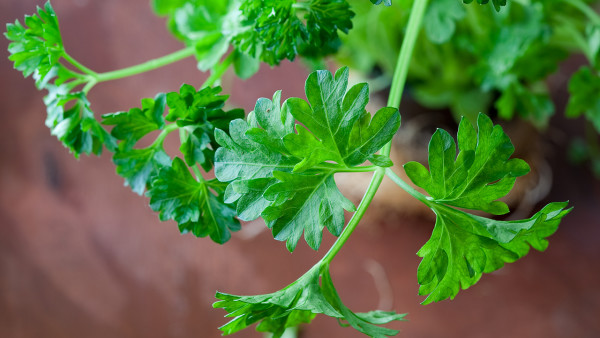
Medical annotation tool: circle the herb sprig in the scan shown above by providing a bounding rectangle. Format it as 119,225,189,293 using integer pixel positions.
5,1,572,337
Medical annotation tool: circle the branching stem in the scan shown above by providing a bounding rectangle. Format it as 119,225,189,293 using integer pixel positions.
320,0,429,265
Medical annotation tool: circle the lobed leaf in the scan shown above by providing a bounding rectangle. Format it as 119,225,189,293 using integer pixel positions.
5,1,63,79
417,202,571,304
214,265,405,337
404,113,530,215
566,66,600,133
215,68,399,251
44,85,116,157
148,158,240,244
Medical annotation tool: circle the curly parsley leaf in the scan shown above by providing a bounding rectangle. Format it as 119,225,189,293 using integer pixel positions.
102,93,166,147
5,1,63,80
234,0,354,65
214,265,405,337
404,114,530,215
215,68,399,251
566,66,600,133
417,202,570,304
112,146,172,195
45,85,116,157
463,0,507,12
166,84,244,171
404,114,570,303
102,94,171,194
147,158,240,244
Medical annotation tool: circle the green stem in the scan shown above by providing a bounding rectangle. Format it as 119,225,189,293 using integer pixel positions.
320,0,429,265
151,123,179,147
96,46,196,82
565,0,600,25
201,52,235,88
383,0,428,156
321,168,385,265
384,168,429,204
63,51,98,76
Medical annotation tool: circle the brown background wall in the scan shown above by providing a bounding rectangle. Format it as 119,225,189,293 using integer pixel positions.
1,1,599,337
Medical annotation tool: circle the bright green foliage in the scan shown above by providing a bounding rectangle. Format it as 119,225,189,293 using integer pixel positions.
45,85,116,157
404,114,530,215
404,115,571,303
369,0,391,5
463,0,507,11
147,158,240,244
214,265,406,337
6,1,116,157
567,66,600,133
234,0,354,65
5,1,63,79
215,67,399,251
424,0,466,44
417,202,570,304
102,94,166,147
166,84,244,171
103,94,171,194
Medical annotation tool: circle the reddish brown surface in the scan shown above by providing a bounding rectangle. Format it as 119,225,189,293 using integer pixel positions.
1,1,600,337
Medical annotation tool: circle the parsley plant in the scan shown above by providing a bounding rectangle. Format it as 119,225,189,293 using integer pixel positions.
5,1,574,337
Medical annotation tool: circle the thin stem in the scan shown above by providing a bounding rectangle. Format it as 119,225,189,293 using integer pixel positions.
565,0,600,25
201,52,235,88
382,0,429,157
193,165,205,183
151,123,179,147
96,46,196,82
321,168,385,265
320,0,430,265
384,168,429,204
63,51,98,76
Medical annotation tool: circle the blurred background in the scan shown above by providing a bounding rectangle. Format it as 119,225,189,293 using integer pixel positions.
1,0,599,337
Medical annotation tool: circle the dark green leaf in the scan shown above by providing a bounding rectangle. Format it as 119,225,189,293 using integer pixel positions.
404,113,530,215
566,66,600,133
215,68,397,251
462,0,507,11
417,202,571,304
102,93,166,147
44,85,116,157
214,264,405,337
147,158,240,244
113,144,171,195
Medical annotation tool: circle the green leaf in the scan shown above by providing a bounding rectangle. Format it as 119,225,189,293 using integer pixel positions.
566,66,600,133
462,0,507,12
215,68,398,251
404,113,530,215
166,84,244,170
417,202,571,304
234,0,354,65
495,82,554,128
5,1,64,80
214,264,405,337
424,0,466,44
232,49,260,79
262,171,355,251
369,0,392,5
147,158,240,244
151,0,187,15
113,145,172,195
44,85,116,157
102,93,166,147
